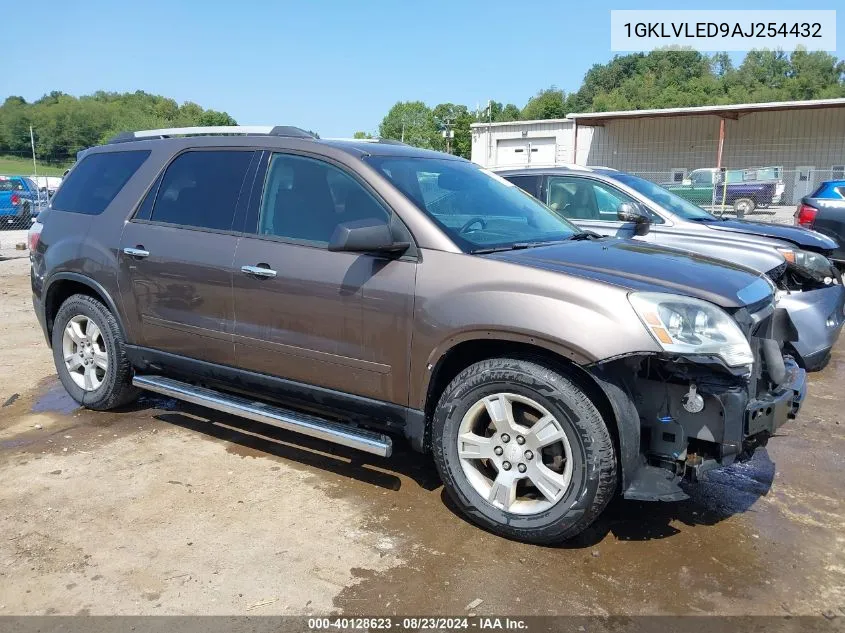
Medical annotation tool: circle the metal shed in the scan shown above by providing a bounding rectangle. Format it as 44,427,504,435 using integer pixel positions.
470,98,845,205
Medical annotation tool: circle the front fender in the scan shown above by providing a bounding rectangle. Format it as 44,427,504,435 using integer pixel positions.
409,250,660,411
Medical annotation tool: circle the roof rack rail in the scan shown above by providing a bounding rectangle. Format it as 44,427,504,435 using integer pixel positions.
322,137,407,146
107,125,316,144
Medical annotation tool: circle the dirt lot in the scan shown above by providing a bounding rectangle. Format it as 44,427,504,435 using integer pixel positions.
0,254,843,617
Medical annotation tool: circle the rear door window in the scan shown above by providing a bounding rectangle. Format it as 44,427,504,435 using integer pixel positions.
150,150,253,231
50,151,150,215
504,175,541,198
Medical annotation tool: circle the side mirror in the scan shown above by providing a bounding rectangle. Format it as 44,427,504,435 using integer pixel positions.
681,178,692,186
328,219,410,254
617,202,651,236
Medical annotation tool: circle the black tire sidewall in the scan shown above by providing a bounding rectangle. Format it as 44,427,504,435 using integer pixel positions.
51,296,124,409
433,361,610,540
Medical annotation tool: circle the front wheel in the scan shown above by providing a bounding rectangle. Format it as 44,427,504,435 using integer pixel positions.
432,358,617,544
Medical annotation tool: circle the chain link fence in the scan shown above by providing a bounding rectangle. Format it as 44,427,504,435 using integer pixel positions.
578,108,845,225
605,166,845,226
0,172,56,230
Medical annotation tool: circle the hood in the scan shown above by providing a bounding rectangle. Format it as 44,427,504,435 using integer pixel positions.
707,218,837,252
484,238,772,309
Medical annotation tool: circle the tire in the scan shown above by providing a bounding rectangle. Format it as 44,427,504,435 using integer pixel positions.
733,198,755,215
51,294,139,411
432,358,617,544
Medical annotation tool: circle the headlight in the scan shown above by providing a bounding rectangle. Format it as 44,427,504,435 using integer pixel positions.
628,292,753,367
776,247,836,278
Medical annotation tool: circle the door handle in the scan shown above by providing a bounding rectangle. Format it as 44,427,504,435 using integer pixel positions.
123,247,150,258
241,265,277,278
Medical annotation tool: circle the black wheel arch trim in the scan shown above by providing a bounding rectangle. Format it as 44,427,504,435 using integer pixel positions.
586,363,642,492
42,272,128,345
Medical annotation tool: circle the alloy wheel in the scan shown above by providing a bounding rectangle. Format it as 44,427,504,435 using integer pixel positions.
457,392,574,515
62,315,108,391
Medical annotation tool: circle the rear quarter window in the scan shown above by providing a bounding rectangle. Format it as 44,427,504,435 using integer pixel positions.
50,150,150,215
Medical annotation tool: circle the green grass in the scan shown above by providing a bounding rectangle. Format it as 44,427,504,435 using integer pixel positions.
0,155,71,177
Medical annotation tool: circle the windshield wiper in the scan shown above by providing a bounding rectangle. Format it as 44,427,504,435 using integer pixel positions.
471,235,596,254
470,243,536,254
566,231,602,241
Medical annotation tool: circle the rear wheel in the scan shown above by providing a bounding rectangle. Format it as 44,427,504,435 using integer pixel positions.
432,358,617,544
733,198,756,216
52,294,138,410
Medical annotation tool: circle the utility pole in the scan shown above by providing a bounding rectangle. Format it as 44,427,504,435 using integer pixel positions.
30,125,42,208
487,99,493,164
441,118,454,154
401,121,405,143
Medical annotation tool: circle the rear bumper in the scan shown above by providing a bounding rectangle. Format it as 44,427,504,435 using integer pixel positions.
778,284,845,370
31,265,50,346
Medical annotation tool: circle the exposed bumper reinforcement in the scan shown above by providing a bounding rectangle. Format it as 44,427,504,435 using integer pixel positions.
745,359,807,437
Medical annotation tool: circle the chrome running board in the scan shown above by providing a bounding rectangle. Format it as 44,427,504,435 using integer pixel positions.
132,375,392,457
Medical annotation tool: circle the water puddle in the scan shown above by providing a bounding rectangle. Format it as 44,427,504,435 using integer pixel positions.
0,438,32,449
31,382,79,415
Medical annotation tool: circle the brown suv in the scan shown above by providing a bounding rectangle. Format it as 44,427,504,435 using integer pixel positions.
29,126,806,543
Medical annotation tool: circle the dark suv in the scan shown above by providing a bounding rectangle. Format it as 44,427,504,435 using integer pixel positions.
30,126,806,543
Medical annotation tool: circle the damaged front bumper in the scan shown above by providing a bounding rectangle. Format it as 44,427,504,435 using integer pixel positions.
588,306,807,502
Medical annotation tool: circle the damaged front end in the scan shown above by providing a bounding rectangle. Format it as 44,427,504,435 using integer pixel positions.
767,252,845,371
769,249,840,293
588,300,807,503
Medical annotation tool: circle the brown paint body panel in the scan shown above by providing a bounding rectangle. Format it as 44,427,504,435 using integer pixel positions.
34,134,768,429
231,236,416,404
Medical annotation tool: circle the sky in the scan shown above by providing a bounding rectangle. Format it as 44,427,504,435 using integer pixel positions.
3,0,844,138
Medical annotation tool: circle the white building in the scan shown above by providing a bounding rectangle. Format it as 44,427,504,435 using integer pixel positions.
471,118,575,169
470,98,845,205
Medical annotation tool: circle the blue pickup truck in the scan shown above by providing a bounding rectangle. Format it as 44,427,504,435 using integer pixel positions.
0,175,41,229
665,167,785,215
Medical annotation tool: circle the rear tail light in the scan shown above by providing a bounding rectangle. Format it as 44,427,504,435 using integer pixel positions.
795,204,818,228
28,221,43,252
10,193,20,206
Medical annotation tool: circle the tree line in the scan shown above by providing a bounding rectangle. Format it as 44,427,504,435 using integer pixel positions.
1,49,842,165
370,49,845,159
0,91,236,164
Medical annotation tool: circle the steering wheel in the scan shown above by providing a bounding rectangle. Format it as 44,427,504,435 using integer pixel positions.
459,216,487,234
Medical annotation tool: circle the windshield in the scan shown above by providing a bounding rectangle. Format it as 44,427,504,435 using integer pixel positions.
365,157,579,251
607,172,717,221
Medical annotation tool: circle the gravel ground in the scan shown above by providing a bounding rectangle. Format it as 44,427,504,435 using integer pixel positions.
0,229,29,261
0,246,843,618
706,205,796,225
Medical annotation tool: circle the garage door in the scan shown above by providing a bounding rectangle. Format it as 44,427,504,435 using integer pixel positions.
495,137,556,168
